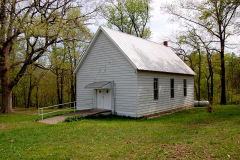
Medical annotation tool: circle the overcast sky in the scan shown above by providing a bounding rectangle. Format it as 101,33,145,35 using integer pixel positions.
89,0,176,43
147,0,177,43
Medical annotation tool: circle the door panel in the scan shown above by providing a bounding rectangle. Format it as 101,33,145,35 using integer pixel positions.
96,89,111,110
104,89,111,110
97,89,104,109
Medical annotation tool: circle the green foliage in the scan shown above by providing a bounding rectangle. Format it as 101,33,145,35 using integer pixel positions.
199,10,212,20
100,0,152,39
6,6,93,110
174,31,240,104
64,115,84,122
0,105,240,159
0,0,97,112
225,53,240,103
163,0,240,105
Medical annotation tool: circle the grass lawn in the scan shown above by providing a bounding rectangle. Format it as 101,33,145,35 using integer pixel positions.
0,105,240,159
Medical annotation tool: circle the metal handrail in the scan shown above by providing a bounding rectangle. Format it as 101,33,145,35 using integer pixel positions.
38,101,76,120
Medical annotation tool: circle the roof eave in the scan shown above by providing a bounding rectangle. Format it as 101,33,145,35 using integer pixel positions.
137,69,197,76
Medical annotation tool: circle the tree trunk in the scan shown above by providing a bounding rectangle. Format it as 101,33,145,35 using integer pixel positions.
0,0,16,113
12,92,15,109
23,83,27,108
2,89,13,113
1,44,13,113
26,73,32,108
210,68,214,104
69,54,75,105
71,74,75,102
207,53,213,104
56,69,63,108
220,41,226,105
36,86,39,109
56,70,61,106
59,71,64,108
1,57,13,113
206,76,210,102
194,78,199,100
70,73,76,108
198,48,201,100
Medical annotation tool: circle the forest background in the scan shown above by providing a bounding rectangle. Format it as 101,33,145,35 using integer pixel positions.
0,0,239,113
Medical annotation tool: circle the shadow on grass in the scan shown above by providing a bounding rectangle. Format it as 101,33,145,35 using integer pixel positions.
72,105,240,125
63,114,135,123
148,105,240,125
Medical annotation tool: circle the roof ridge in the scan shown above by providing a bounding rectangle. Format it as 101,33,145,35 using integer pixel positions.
100,25,166,47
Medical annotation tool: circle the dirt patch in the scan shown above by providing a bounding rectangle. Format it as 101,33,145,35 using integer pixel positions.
165,145,194,159
0,125,6,130
165,144,212,159
13,108,37,115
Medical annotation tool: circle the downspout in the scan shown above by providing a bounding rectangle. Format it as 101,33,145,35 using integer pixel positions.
113,80,116,115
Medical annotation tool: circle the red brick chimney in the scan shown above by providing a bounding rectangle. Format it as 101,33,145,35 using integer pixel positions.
163,41,168,47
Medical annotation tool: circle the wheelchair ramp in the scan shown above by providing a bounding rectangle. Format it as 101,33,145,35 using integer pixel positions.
38,109,111,124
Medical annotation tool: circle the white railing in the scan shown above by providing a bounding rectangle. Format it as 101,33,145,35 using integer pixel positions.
38,101,76,120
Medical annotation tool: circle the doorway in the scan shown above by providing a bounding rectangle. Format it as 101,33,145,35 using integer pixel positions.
96,89,111,110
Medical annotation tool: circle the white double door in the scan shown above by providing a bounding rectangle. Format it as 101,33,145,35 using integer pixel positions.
96,89,111,110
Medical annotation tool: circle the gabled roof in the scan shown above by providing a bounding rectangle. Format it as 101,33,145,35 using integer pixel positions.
74,26,196,75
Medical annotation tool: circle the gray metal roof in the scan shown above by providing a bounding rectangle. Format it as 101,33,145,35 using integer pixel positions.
101,26,196,75
74,26,196,75
85,81,111,89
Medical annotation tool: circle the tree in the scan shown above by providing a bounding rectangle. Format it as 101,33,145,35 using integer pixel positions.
100,0,152,39
178,29,204,101
60,8,92,105
47,8,92,108
162,0,240,104
170,34,201,101
225,53,240,103
183,28,216,104
0,0,98,113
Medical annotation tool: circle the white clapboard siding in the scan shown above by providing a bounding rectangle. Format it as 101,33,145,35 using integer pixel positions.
76,31,138,116
137,71,194,117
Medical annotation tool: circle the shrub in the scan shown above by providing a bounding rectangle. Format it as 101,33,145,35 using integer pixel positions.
64,115,84,122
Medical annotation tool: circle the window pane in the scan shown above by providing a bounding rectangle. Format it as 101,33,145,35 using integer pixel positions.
171,79,174,98
171,79,174,88
171,88,174,98
154,90,158,100
153,78,158,100
184,79,187,96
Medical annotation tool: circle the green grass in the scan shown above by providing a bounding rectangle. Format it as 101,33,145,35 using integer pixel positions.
64,115,84,122
0,105,240,159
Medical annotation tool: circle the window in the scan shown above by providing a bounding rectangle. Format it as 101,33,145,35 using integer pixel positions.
171,79,174,98
183,79,187,96
153,78,158,100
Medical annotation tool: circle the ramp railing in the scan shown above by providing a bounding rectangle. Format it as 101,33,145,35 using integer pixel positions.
38,101,76,120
